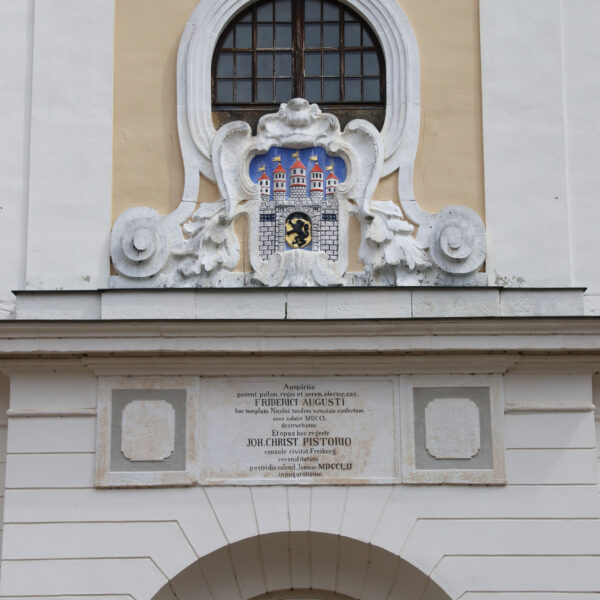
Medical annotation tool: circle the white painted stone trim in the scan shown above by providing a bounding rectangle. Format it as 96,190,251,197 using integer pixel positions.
81,353,521,377
3,316,600,356
96,376,200,487
7,407,97,418
504,402,595,414
179,0,420,181
400,375,506,484
14,288,586,320
0,1,33,317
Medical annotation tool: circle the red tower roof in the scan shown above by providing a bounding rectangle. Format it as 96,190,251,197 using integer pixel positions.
311,163,323,173
273,163,286,174
291,159,306,170
259,172,270,181
327,171,338,179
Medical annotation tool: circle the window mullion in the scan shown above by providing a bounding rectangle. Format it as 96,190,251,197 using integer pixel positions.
252,5,257,102
339,4,344,102
293,0,304,99
320,0,324,102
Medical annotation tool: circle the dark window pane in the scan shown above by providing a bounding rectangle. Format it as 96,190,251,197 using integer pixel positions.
363,51,379,76
275,53,292,76
236,53,252,77
257,2,273,21
305,52,321,77
364,78,380,102
257,24,274,47
276,79,293,102
257,53,274,77
323,52,340,76
305,78,321,102
236,79,252,102
344,22,361,46
345,78,361,101
305,23,321,48
217,53,234,77
324,78,340,102
221,29,234,49
276,24,292,47
213,0,386,111
236,24,252,48
344,52,361,76
305,0,321,21
323,23,339,47
363,28,375,47
323,2,339,21
257,79,274,103
276,0,292,21
216,79,234,103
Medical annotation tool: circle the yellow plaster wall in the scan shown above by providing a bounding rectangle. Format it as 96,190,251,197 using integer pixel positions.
402,0,484,218
113,0,198,222
113,0,485,251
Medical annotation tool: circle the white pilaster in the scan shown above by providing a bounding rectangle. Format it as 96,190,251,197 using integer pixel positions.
480,0,571,287
25,0,115,290
561,0,600,312
0,1,34,317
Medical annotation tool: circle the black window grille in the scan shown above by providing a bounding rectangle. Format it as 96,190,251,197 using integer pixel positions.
212,0,386,130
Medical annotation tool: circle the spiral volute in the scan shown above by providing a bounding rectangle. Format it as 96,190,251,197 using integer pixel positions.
111,208,169,279
429,206,486,275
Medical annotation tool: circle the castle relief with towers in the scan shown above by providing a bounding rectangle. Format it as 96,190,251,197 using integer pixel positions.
255,149,341,263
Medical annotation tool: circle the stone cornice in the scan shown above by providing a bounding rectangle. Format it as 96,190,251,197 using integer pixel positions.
2,319,600,362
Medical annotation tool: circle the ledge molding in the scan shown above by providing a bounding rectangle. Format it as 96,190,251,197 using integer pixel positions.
7,407,97,418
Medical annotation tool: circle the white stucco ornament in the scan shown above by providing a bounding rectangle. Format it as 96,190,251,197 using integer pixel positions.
109,0,487,288
110,99,487,288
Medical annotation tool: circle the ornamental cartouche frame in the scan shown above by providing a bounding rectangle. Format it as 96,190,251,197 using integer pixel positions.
110,0,487,288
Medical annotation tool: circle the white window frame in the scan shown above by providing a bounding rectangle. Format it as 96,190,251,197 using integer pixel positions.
175,0,421,216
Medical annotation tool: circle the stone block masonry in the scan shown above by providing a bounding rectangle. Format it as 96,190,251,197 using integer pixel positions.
256,155,340,262
259,198,338,258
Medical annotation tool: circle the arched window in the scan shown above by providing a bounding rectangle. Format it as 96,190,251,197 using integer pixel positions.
212,0,386,131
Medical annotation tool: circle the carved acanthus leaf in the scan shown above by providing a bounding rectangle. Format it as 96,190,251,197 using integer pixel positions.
359,201,431,282
253,250,343,287
173,202,240,277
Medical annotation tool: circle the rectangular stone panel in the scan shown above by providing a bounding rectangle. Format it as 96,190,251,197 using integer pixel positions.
400,375,506,484
199,377,398,484
96,377,199,487
95,375,506,487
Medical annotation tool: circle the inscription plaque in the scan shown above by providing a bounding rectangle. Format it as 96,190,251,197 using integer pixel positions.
200,378,398,484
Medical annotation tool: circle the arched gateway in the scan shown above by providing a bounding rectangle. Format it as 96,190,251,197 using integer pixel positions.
151,532,452,600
